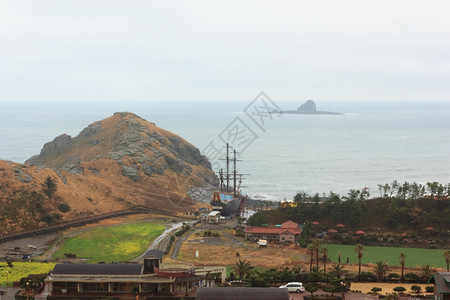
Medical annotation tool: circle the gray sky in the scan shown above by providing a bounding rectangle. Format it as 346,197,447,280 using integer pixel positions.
1,1,449,102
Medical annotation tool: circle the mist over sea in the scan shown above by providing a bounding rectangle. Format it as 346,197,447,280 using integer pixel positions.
1,100,449,201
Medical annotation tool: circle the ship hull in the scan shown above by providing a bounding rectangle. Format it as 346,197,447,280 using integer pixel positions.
219,198,241,216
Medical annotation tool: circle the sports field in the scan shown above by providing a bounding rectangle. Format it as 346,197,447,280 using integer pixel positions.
325,244,448,269
52,223,165,263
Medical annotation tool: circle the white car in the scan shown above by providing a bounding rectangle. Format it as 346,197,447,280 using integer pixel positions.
279,282,305,293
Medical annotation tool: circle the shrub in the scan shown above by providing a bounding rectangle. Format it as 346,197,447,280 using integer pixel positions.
405,272,419,282
360,271,377,282
371,287,382,294
393,286,406,293
249,275,269,287
175,225,190,237
57,203,71,213
425,286,434,293
388,273,400,280
41,214,54,224
411,285,422,293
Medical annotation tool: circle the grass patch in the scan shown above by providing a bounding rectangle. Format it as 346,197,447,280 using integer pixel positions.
52,223,165,263
325,244,448,268
0,262,56,287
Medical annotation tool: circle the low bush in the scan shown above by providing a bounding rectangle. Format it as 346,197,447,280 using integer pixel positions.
393,286,406,293
57,203,71,213
411,285,422,293
175,225,190,237
371,287,382,294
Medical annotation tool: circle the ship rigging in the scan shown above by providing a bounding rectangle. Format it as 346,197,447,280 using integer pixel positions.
210,143,248,217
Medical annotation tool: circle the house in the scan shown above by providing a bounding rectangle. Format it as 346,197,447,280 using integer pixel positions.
244,220,302,243
45,250,204,299
429,272,450,300
207,211,220,223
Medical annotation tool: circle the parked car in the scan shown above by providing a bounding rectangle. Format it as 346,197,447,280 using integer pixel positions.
279,282,305,293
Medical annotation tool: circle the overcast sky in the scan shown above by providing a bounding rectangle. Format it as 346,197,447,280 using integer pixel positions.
1,1,449,102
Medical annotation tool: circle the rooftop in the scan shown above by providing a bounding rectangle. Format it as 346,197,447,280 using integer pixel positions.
52,263,143,276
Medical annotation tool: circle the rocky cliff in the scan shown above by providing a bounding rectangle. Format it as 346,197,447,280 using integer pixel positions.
0,112,218,234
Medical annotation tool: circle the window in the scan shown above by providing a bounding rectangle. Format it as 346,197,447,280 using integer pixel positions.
141,283,158,293
53,282,78,293
112,282,127,293
82,282,108,293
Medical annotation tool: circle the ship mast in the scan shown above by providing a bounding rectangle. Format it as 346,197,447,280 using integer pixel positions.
220,143,246,197
226,143,230,193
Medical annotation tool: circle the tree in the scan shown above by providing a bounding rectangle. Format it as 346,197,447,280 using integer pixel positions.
307,244,315,272
443,250,450,272
419,265,436,282
323,284,342,296
373,261,390,282
399,253,407,282
233,258,253,280
41,176,57,199
331,264,345,279
321,246,329,273
312,239,322,268
305,284,318,296
354,243,364,278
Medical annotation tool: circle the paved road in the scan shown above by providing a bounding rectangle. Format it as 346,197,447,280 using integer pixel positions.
170,222,202,260
0,288,20,300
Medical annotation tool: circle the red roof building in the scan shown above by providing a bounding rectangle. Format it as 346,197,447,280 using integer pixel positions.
245,220,302,243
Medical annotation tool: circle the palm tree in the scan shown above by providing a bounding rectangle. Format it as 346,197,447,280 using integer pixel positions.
331,264,345,279
399,253,407,282
354,243,364,278
321,246,329,273
312,239,322,268
419,264,436,282
307,244,315,272
233,258,253,280
443,250,450,272
373,261,390,282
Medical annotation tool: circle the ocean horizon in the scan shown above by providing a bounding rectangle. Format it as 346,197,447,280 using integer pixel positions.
1,100,449,201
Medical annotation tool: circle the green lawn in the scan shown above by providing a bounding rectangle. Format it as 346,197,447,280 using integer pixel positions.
52,223,165,263
324,244,448,269
0,262,56,287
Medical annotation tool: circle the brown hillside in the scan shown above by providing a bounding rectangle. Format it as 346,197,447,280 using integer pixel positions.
0,112,217,234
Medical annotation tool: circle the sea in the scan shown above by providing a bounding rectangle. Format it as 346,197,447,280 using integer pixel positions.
1,100,449,202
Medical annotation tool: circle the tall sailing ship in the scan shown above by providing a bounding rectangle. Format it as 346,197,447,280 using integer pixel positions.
210,144,247,217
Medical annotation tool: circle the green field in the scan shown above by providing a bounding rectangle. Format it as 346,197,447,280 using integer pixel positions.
325,244,448,269
0,262,56,287
52,223,165,263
